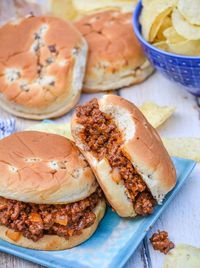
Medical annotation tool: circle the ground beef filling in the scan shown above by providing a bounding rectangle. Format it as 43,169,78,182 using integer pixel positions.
76,99,156,216
0,189,102,242
150,230,175,254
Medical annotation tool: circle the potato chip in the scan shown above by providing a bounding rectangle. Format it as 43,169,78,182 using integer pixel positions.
154,41,169,51
156,15,172,41
178,0,200,25
172,8,200,40
149,8,173,42
140,102,175,128
27,123,73,140
164,244,200,268
73,0,137,14
168,39,200,56
163,27,185,43
161,137,200,162
140,0,176,41
164,27,200,55
50,0,78,20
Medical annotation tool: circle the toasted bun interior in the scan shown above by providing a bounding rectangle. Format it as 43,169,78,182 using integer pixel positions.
0,199,106,250
0,131,97,204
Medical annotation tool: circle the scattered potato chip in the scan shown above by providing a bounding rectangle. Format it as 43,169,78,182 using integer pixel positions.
44,0,137,21
140,0,176,42
164,244,200,268
178,0,200,26
140,102,175,128
49,0,78,20
73,0,137,14
172,8,200,40
26,123,73,140
161,137,200,162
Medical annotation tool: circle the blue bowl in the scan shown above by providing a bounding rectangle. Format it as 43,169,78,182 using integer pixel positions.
133,0,200,96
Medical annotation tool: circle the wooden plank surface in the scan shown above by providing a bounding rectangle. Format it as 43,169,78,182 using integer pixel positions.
0,72,200,268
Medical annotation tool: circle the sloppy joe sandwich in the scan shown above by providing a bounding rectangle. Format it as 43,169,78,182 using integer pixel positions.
0,16,87,119
75,10,154,92
0,131,105,250
71,95,176,217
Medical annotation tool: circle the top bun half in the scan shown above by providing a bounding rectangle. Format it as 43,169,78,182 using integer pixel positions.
0,131,97,204
71,95,176,214
0,16,88,119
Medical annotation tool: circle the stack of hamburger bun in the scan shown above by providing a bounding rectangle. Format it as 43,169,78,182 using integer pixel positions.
0,95,176,250
0,9,153,119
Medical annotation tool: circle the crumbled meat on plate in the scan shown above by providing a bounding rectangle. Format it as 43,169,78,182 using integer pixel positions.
0,188,102,242
150,230,175,254
76,99,156,216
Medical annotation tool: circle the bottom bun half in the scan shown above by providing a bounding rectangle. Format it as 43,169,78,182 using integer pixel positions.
83,60,154,93
0,200,106,251
89,157,136,217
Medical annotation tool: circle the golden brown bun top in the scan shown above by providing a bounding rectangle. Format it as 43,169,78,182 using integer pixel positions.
0,16,84,109
0,131,97,204
75,10,146,74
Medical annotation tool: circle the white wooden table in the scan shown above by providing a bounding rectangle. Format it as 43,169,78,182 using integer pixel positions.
0,72,200,268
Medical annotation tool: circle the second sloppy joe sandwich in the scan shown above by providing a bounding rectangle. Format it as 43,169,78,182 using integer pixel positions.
0,131,105,250
71,95,176,217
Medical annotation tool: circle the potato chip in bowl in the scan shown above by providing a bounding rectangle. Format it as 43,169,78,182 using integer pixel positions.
140,0,200,56
133,0,200,96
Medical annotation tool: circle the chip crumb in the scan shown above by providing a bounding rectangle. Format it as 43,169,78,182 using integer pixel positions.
150,230,174,254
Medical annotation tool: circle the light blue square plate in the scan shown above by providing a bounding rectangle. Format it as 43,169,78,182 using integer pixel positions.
0,157,196,268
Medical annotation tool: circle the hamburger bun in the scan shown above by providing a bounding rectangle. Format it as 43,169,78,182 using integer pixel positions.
75,10,154,92
0,16,88,119
71,95,176,217
0,199,105,250
0,131,97,204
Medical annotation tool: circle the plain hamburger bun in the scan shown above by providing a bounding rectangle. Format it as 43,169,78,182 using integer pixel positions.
0,16,88,119
0,199,105,250
75,10,154,92
71,95,176,217
0,131,98,204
